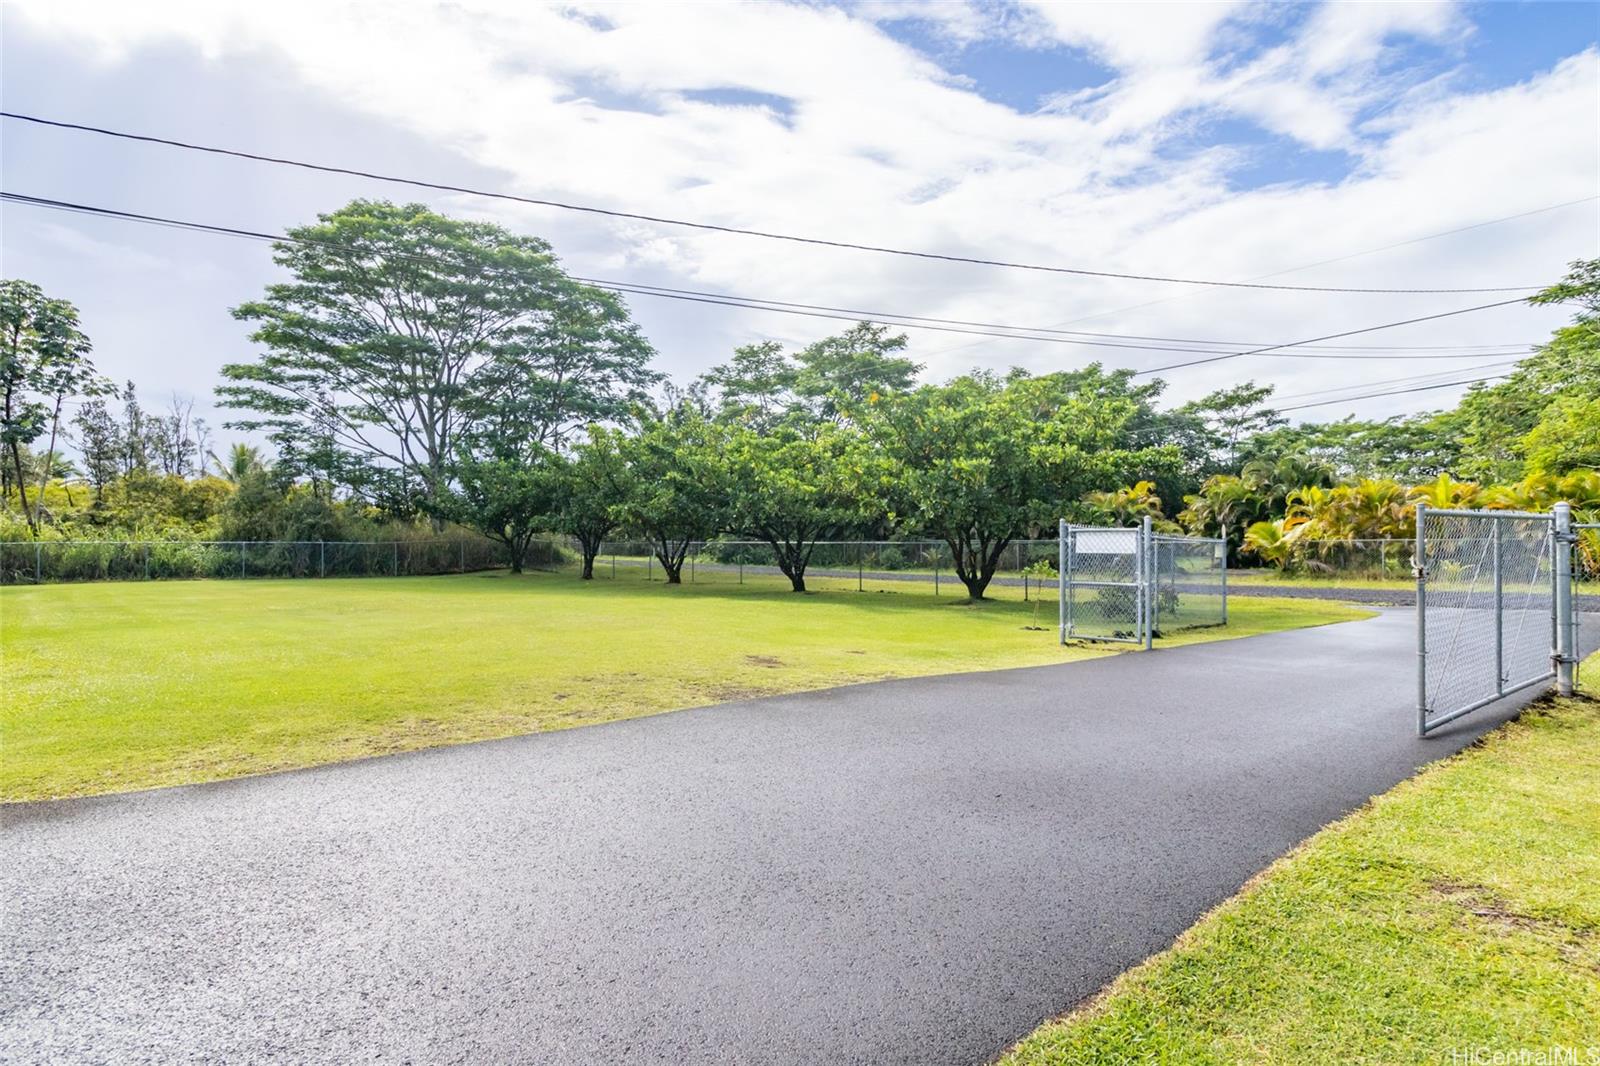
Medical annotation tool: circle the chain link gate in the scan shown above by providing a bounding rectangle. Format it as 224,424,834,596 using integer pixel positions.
1058,518,1228,648
1415,503,1579,736
1150,532,1228,634
1579,522,1599,689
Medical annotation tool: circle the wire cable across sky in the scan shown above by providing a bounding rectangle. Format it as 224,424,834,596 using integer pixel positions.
0,110,1558,295
0,191,1544,367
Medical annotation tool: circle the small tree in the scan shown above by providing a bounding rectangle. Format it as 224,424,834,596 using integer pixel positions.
1,280,101,532
723,422,880,592
71,398,121,502
432,450,558,574
556,426,634,579
618,407,727,584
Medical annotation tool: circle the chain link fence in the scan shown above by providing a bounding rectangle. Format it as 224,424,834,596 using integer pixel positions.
0,537,519,584
1415,505,1580,736
578,538,1066,602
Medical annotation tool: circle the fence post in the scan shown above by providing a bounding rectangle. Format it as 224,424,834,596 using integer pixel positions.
393,541,400,577
857,541,863,593
1492,518,1503,695
35,542,42,584
1219,537,1228,625
1058,519,1067,645
460,541,466,574
1554,502,1575,697
1415,503,1428,737
144,543,150,581
320,540,327,578
1142,515,1154,650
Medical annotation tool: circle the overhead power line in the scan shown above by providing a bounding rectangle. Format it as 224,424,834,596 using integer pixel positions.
1129,297,1532,377
2,192,1543,365
0,110,1549,295
915,193,1598,361
1276,373,1511,413
1266,358,1523,403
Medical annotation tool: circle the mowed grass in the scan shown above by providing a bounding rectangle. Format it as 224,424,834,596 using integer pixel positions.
1002,658,1600,1066
0,570,1367,801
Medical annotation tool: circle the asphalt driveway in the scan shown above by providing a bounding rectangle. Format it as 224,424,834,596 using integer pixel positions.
3,609,1590,1064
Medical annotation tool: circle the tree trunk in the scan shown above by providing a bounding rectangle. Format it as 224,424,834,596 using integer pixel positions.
578,530,606,580
9,443,34,535
947,534,1009,601
35,397,62,528
771,544,807,592
653,536,689,584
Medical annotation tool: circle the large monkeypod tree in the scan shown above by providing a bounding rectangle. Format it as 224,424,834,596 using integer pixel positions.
219,200,657,517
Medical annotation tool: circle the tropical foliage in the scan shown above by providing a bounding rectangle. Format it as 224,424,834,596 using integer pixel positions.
5,209,1597,595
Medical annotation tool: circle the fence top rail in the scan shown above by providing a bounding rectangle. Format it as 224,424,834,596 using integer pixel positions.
1419,506,1559,520
6,538,486,547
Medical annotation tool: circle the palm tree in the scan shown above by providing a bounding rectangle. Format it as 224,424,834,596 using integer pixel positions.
1242,519,1298,569
1407,473,1480,510
1085,480,1169,528
211,443,263,483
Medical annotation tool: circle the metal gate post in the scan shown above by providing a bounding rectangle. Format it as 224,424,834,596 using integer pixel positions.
1142,515,1154,650
320,540,327,579
1415,504,1428,736
1492,518,1503,695
1058,519,1068,645
1219,537,1228,624
1554,502,1575,697
35,542,42,584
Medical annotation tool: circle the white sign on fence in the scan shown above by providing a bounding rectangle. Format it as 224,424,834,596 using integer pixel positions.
1073,528,1140,555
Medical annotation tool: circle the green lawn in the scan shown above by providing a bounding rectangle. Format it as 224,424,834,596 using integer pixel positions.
0,571,1366,801
1002,660,1600,1066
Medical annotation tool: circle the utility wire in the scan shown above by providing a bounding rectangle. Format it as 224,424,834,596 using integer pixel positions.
916,193,1597,359
583,277,1535,352
1276,373,1512,413
0,110,1549,295
3,192,1543,363
1267,358,1524,403
1130,297,1531,376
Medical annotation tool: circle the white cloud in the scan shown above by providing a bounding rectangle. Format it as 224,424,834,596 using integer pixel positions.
2,0,1595,426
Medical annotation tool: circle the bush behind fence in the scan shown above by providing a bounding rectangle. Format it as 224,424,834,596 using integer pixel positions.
6,533,1592,587
0,538,520,584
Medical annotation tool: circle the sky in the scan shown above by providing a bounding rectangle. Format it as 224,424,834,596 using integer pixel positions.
2,0,1597,449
